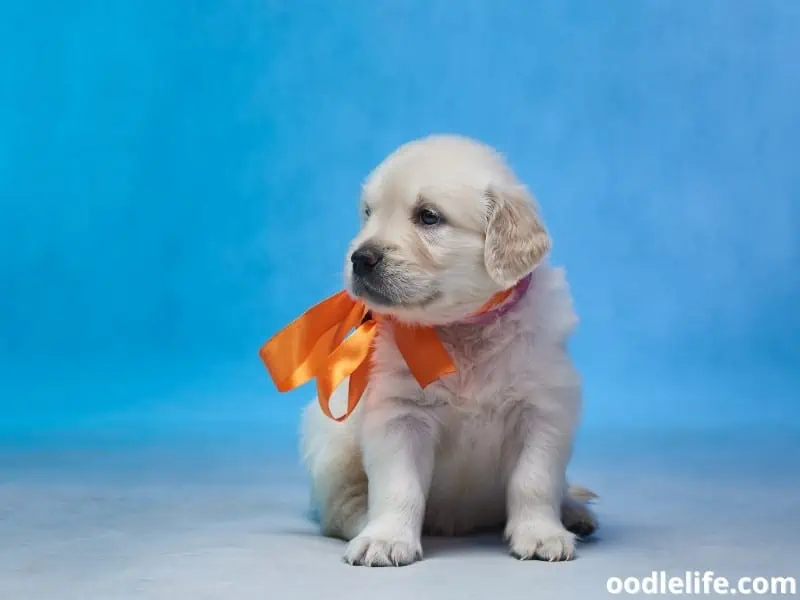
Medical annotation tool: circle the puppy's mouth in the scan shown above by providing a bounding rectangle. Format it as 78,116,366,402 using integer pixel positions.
351,278,398,307
350,276,440,309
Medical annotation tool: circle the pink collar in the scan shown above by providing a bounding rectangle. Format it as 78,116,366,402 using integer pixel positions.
459,273,533,326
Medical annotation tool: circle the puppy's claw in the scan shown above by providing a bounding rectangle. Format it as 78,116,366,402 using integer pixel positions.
344,536,422,567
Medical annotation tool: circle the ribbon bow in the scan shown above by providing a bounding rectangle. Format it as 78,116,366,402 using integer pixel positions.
259,286,518,421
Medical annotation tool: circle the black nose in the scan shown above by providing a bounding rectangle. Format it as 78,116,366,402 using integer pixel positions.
351,245,383,277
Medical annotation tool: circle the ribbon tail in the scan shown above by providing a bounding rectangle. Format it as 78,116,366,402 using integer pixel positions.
393,324,456,389
259,291,355,392
344,356,371,420
315,320,377,421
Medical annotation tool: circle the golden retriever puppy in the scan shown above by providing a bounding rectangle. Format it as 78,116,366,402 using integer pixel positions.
301,135,597,566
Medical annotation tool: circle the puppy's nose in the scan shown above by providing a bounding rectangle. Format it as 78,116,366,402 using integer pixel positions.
351,245,383,277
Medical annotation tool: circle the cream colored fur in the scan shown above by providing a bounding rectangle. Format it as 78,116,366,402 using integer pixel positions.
300,135,597,566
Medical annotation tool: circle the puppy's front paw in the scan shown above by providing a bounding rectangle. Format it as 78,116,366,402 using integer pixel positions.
505,518,576,562
344,527,422,567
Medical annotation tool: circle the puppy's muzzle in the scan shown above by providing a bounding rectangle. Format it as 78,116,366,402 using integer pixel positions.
351,244,384,278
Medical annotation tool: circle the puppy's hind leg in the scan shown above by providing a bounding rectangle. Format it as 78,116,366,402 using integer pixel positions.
300,397,368,541
561,484,598,538
316,456,368,541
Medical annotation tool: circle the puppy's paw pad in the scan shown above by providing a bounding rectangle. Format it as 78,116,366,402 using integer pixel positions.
506,520,576,562
343,536,422,567
562,503,599,538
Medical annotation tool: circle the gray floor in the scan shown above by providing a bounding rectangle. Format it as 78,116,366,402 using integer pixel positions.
1,431,798,600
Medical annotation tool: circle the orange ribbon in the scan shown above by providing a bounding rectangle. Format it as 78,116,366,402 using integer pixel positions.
259,287,516,421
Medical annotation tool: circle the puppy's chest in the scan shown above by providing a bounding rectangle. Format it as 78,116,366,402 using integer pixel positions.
427,336,519,412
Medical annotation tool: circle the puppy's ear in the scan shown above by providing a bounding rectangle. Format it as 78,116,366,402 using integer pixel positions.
483,184,551,288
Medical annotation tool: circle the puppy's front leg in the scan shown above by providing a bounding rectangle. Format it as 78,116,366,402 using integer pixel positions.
505,401,578,561
344,403,437,567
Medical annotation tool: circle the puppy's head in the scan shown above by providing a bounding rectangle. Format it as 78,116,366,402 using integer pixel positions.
345,135,551,325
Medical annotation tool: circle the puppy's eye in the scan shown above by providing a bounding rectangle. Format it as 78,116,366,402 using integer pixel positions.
416,207,442,226
363,206,372,219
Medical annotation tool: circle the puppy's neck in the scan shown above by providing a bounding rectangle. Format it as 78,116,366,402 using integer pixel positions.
433,272,534,345
458,273,532,326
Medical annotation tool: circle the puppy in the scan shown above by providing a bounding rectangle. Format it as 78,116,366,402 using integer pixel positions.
300,135,596,566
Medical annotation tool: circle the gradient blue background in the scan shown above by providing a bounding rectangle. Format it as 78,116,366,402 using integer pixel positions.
1,0,798,445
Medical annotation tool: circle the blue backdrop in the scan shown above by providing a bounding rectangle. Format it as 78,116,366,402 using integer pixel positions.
1,1,798,444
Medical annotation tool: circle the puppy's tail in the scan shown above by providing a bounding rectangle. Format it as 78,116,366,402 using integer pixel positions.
568,483,598,504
